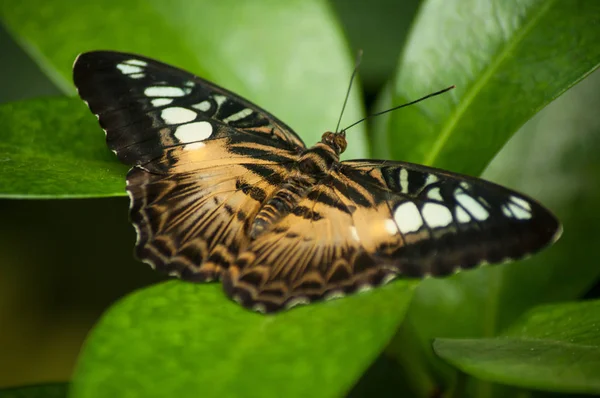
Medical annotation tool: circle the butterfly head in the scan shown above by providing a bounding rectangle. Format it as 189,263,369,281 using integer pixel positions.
321,131,347,155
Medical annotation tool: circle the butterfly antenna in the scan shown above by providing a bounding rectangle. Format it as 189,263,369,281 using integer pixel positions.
335,49,363,133
343,85,456,132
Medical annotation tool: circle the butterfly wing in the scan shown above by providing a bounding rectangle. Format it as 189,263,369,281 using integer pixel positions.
74,51,305,166
224,159,561,312
338,160,561,275
74,51,305,280
224,182,384,312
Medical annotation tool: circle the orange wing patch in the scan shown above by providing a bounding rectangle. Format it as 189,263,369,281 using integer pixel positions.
223,183,400,312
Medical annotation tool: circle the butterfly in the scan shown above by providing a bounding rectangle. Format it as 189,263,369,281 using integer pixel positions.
73,51,561,313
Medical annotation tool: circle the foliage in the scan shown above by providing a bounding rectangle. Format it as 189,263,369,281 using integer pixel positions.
1,0,599,397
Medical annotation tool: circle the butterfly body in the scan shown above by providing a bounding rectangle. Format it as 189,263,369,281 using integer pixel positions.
251,135,344,239
73,51,561,313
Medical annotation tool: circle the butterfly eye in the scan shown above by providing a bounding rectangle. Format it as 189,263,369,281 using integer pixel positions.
320,132,346,154
321,133,331,145
334,135,347,153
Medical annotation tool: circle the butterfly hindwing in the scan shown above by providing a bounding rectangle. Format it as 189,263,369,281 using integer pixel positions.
224,182,393,312
127,162,294,281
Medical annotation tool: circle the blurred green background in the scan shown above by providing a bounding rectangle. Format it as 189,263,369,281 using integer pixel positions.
1,0,599,394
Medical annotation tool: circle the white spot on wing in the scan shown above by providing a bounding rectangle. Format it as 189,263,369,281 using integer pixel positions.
286,297,310,309
508,203,532,219
161,107,197,124
425,174,439,186
455,206,471,223
213,94,227,106
460,182,470,190
125,59,147,66
394,202,423,234
399,168,409,194
455,190,489,220
510,195,532,211
223,108,253,123
380,273,397,285
132,222,142,246
141,257,157,270
384,219,398,235
192,101,211,112
126,187,134,211
422,203,453,228
129,73,145,79
151,98,173,107
174,121,213,150
502,205,513,218
116,63,143,74
325,290,345,301
427,187,443,201
356,284,373,294
252,303,266,314
145,86,187,97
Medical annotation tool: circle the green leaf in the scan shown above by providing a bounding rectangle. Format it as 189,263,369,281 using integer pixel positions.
0,98,126,198
434,299,600,394
330,0,420,93
348,353,418,398
373,0,600,175
395,68,600,397
70,281,415,398
483,68,600,335
0,383,68,398
0,0,367,198
376,1,600,395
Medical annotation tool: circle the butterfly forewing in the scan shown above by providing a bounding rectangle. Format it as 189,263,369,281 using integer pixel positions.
73,51,306,168
74,50,561,313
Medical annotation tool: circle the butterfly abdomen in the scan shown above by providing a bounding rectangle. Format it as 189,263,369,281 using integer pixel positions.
249,143,341,240
250,177,314,239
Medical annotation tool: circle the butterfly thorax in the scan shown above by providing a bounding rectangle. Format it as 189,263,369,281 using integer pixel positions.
249,136,344,240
